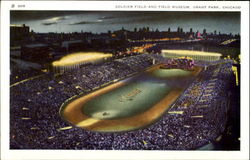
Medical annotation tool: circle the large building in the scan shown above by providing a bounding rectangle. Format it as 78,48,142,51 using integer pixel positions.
21,43,52,62
10,24,30,42
61,40,85,52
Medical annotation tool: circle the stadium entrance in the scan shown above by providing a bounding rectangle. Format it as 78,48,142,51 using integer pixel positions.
61,66,201,132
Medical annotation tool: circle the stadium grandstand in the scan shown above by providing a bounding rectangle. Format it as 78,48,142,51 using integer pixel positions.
10,53,238,150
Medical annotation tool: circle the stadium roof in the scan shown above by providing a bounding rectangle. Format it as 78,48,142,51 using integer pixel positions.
162,50,222,57
52,52,112,67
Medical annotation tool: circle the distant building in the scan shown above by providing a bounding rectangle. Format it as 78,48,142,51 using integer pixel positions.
10,24,30,41
10,46,21,57
21,43,52,62
61,40,85,52
113,28,129,40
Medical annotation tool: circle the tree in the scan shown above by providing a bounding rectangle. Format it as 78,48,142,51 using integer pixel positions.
134,27,137,32
168,27,171,32
190,28,193,33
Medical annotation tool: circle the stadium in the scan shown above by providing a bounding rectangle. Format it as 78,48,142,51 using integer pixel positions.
10,49,239,150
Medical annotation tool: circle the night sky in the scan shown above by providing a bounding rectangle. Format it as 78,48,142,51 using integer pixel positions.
10,11,240,34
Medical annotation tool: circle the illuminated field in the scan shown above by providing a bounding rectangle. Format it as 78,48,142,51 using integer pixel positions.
61,66,200,132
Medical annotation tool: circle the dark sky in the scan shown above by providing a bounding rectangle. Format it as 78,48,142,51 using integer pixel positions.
10,11,240,34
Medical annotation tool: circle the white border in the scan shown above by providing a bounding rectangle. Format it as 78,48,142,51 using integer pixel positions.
1,1,249,160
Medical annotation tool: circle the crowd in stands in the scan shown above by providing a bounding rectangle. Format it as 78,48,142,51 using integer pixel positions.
161,57,194,70
10,54,235,150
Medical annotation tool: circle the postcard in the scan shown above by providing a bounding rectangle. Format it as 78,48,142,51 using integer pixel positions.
1,1,249,160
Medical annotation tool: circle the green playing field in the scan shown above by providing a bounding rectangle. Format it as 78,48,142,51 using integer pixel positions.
83,69,194,120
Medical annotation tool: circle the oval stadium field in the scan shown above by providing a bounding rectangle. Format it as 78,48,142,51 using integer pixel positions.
62,67,199,132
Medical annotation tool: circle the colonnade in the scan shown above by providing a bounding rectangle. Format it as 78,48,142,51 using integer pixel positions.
161,51,221,61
